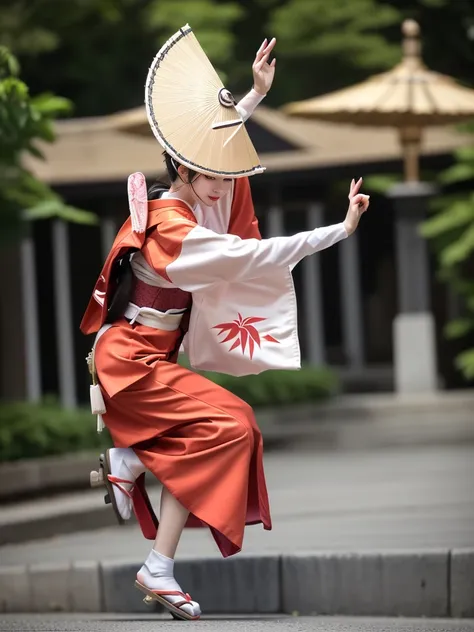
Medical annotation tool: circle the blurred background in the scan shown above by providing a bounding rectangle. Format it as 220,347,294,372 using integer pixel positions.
0,0,473,612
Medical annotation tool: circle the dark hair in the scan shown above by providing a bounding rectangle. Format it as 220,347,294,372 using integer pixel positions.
148,151,198,200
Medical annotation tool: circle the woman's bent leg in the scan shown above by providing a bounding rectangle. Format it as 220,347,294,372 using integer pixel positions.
154,486,189,558
137,486,200,618
103,360,272,557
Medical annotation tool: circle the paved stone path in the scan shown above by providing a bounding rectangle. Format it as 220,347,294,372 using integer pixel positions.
1,614,474,632
1,444,473,566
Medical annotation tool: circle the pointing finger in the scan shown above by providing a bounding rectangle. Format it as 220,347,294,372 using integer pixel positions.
352,177,363,196
262,37,276,55
349,178,357,199
255,52,271,72
256,39,267,56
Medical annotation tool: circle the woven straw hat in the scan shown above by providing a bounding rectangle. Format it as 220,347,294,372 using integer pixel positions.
145,24,264,178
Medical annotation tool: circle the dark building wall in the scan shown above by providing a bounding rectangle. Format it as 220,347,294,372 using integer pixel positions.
5,148,471,403
0,243,27,401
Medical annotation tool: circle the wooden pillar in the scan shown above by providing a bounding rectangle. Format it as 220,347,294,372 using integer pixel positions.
388,182,438,392
21,235,42,401
302,203,325,365
52,220,77,408
339,231,365,368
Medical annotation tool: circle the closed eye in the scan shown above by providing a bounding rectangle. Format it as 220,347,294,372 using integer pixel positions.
205,176,232,182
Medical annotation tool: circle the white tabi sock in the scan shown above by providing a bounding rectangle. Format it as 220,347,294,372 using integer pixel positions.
108,448,146,520
138,550,201,617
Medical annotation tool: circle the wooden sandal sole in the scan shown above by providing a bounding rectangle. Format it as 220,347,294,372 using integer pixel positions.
135,580,200,621
89,451,125,526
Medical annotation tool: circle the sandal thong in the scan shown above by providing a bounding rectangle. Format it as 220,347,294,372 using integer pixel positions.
89,450,134,525
135,579,200,621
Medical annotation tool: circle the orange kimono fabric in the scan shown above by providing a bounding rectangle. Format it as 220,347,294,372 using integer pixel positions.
81,178,272,557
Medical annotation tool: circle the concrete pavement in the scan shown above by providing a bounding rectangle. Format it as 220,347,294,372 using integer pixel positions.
2,444,473,564
1,445,473,617
1,615,474,631
3,390,474,503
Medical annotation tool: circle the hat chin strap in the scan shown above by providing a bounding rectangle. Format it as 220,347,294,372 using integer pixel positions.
172,171,209,208
171,157,210,207
189,177,209,207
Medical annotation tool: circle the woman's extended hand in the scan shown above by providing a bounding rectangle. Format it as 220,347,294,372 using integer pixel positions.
252,38,277,96
343,177,370,236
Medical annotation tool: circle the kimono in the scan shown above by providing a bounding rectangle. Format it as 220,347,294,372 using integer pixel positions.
80,177,347,557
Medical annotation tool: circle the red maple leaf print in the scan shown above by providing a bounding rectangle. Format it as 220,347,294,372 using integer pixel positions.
212,314,280,359
263,334,279,343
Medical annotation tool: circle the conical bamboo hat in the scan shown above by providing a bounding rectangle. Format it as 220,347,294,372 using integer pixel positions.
145,24,264,178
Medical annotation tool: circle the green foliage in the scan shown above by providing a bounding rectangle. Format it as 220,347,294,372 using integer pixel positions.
269,0,401,66
0,49,70,164
445,318,474,340
0,46,97,244
358,129,474,383
24,198,98,225
0,2,60,56
362,174,401,194
235,0,474,106
146,0,243,82
0,399,111,462
2,0,473,115
210,368,339,407
456,349,474,379
230,0,402,106
420,123,474,380
178,355,339,407
360,127,474,381
439,146,474,182
0,0,245,116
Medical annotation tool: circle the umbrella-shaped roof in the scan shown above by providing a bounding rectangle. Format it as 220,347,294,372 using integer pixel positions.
283,20,474,128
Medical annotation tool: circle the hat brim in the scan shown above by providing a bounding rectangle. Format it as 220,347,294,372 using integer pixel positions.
145,25,265,178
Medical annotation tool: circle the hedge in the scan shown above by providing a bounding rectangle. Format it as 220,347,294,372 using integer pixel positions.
184,365,339,408
0,365,337,462
0,399,110,462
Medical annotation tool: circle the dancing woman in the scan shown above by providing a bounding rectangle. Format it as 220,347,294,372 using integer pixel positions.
81,26,369,621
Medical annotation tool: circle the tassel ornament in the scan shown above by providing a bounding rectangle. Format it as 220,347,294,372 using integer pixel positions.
86,349,107,434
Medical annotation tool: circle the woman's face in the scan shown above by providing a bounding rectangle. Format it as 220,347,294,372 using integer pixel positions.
191,174,234,207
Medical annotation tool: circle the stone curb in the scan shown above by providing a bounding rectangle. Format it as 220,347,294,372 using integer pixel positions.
0,502,120,547
0,452,101,501
281,550,449,617
0,549,472,617
450,548,474,618
313,390,474,419
2,395,474,501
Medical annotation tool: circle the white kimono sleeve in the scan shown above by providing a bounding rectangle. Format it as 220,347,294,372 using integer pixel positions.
161,219,348,293
235,89,265,122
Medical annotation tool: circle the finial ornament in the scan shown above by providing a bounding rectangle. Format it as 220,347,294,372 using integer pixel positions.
402,19,420,38
402,19,421,63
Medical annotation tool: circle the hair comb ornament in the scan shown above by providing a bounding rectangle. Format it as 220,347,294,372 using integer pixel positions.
127,172,148,233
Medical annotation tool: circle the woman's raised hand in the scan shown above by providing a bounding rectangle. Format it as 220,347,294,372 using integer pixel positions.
252,38,277,96
343,177,370,236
